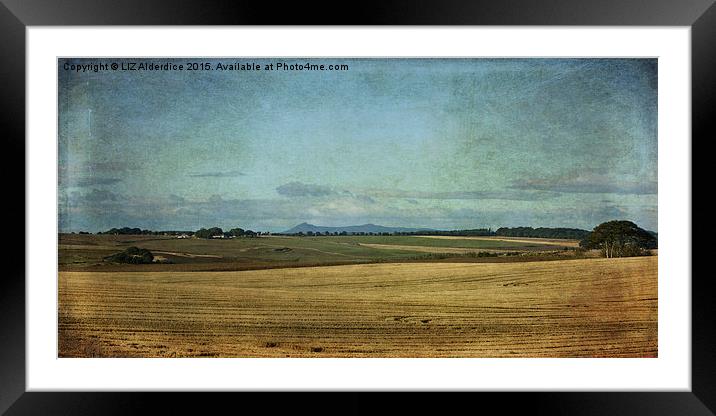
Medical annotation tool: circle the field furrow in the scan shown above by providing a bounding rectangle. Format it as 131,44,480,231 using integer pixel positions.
58,256,657,357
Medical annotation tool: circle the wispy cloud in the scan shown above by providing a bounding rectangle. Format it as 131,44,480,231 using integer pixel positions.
276,182,382,205
83,188,119,202
188,170,245,178
367,189,561,201
276,181,337,197
276,182,560,202
275,181,371,200
510,173,657,195
73,177,122,187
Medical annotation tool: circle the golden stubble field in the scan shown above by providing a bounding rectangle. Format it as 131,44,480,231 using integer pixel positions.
58,256,657,358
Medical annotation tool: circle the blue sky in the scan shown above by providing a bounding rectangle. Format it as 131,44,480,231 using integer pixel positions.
58,58,657,232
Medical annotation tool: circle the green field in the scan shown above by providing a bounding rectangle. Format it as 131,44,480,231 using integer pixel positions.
306,235,538,249
59,233,580,272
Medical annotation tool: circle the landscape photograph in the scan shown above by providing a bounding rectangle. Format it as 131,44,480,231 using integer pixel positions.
58,58,657,358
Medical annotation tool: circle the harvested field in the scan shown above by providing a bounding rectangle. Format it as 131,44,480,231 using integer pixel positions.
58,256,657,358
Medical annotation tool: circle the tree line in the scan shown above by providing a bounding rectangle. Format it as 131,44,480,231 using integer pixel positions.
397,228,495,237
98,227,195,236
277,227,590,238
97,226,262,238
495,227,591,239
395,227,590,239
194,227,259,238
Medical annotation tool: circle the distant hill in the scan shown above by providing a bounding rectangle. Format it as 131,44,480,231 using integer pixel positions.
282,222,435,235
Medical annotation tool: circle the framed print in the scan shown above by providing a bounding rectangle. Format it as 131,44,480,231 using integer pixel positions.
4,0,712,414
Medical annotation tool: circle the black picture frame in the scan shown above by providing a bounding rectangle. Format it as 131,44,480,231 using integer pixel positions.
2,0,710,414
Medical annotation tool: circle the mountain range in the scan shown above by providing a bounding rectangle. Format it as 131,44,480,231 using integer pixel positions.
282,222,435,234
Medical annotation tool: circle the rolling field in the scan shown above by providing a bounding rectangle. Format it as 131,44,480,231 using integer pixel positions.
58,256,657,358
58,234,580,272
415,235,582,247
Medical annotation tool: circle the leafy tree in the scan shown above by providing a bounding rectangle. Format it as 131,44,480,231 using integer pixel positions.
195,227,224,239
229,228,245,237
579,220,657,258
